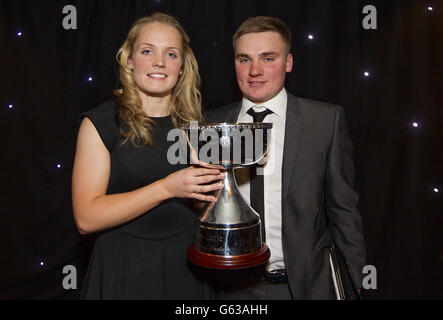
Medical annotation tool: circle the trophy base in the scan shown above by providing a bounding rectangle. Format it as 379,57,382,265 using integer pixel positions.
187,243,270,269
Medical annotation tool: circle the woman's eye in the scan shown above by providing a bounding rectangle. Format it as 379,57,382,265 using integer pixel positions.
168,52,178,58
142,49,151,55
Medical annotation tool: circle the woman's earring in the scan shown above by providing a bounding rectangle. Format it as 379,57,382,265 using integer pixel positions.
179,70,183,76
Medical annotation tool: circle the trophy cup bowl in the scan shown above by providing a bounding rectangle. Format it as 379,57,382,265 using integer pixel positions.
181,122,272,269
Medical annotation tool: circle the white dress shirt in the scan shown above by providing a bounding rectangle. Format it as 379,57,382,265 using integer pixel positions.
235,88,287,272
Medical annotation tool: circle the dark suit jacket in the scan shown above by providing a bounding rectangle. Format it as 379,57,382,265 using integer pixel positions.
206,91,366,299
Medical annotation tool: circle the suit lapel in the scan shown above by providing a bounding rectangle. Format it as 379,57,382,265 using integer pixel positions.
282,93,303,199
225,102,242,123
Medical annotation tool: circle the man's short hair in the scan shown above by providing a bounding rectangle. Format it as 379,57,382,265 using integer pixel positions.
233,16,292,54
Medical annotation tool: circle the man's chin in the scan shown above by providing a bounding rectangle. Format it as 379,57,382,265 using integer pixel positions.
244,94,272,104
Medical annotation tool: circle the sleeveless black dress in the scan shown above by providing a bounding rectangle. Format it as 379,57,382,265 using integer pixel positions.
79,101,212,299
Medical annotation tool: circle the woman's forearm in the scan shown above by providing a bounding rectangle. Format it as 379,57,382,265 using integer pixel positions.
74,178,170,234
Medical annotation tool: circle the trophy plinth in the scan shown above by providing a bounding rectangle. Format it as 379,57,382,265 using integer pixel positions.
187,244,270,269
182,122,272,269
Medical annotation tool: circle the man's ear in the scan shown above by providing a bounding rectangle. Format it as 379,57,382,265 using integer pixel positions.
286,53,293,73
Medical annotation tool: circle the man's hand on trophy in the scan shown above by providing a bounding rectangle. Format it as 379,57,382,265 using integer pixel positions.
162,166,225,202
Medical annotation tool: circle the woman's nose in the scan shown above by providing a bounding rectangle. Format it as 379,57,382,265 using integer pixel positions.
153,54,165,67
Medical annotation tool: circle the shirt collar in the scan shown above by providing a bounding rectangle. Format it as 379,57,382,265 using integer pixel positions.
239,87,287,121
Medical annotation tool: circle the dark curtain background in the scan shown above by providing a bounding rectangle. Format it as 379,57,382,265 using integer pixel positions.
0,0,441,299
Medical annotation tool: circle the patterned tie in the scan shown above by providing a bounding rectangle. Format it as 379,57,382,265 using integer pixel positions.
246,107,273,242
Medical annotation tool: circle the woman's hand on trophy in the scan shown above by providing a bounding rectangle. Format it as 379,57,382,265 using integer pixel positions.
193,159,225,170
162,165,225,201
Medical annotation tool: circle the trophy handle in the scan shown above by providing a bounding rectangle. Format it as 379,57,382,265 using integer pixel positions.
235,127,272,168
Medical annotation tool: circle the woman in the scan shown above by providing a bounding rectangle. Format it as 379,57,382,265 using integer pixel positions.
72,13,223,299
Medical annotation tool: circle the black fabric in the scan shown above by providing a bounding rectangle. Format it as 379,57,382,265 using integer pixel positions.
223,281,294,300
78,101,212,299
246,107,273,242
79,101,121,153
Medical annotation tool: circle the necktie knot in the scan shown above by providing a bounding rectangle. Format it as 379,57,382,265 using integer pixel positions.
247,107,273,123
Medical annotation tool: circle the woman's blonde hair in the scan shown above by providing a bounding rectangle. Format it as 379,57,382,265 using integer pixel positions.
113,12,203,147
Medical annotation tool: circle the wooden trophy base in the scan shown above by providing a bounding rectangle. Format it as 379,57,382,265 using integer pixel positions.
187,243,270,269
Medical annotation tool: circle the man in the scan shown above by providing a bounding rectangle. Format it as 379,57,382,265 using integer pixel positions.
207,16,366,299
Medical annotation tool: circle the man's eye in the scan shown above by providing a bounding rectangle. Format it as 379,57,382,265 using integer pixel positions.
264,57,275,62
239,58,249,63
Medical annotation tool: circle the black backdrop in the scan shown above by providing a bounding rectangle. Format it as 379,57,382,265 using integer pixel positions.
0,0,441,299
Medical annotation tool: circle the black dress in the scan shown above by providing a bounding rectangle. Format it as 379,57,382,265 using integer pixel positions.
79,101,212,299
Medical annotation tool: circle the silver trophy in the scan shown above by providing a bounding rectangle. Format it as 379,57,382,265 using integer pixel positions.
182,122,272,269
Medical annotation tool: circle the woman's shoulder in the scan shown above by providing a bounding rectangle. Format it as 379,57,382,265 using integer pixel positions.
82,100,120,121
80,100,121,152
